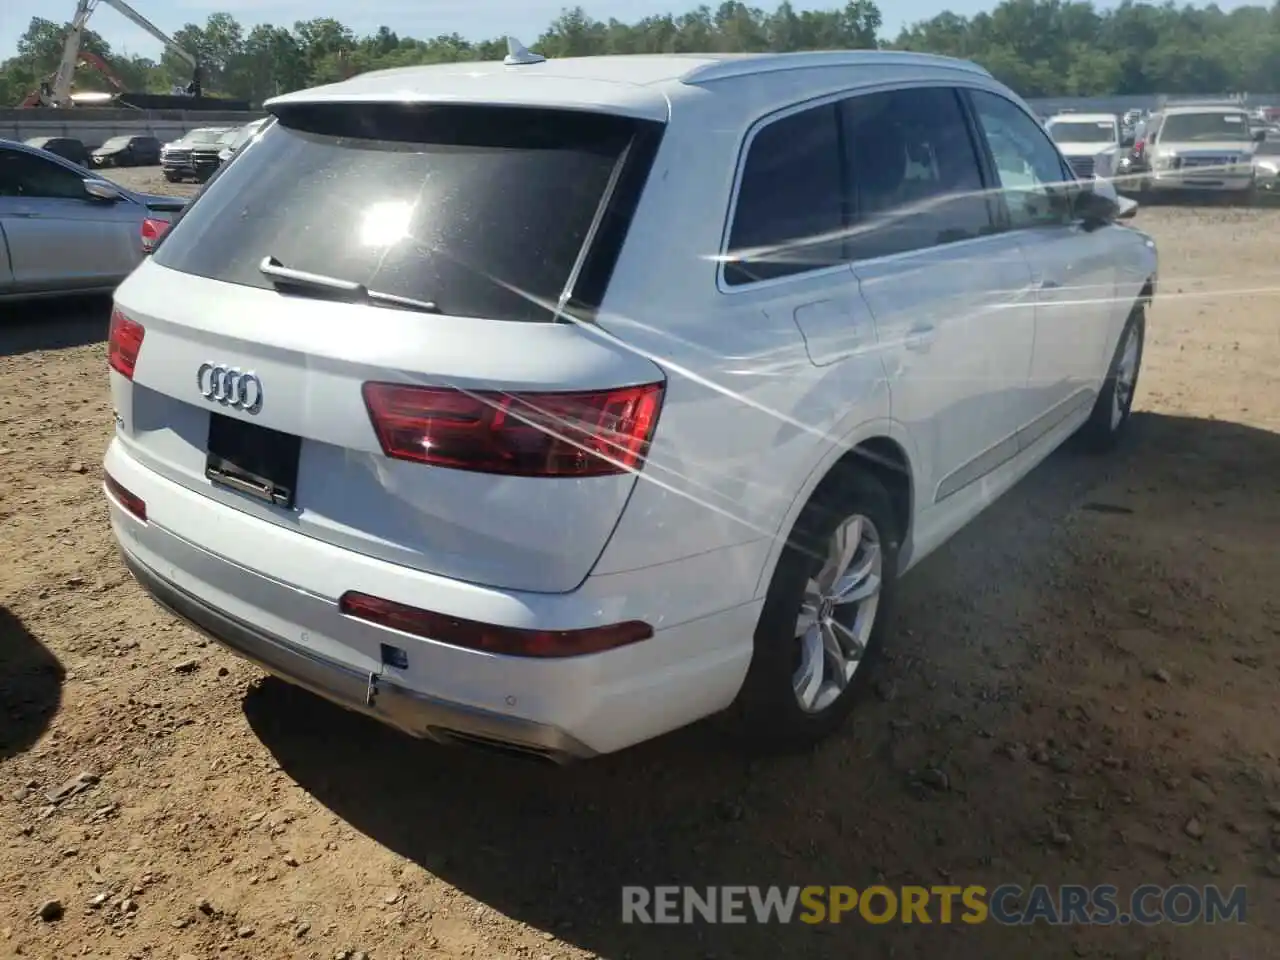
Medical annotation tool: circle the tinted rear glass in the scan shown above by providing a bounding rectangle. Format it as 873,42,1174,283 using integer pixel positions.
1047,121,1117,143
153,105,648,322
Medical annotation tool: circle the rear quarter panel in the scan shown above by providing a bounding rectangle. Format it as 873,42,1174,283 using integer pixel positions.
589,86,895,595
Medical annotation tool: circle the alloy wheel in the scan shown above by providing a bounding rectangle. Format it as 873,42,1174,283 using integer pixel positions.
792,513,883,713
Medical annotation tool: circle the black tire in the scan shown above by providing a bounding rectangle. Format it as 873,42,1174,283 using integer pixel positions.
1079,304,1146,453
732,468,901,753
163,171,181,183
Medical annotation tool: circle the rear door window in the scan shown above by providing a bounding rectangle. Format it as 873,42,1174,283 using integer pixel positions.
152,105,658,322
840,86,995,261
724,103,844,286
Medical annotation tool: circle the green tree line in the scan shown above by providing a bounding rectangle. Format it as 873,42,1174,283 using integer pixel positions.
2,0,1280,108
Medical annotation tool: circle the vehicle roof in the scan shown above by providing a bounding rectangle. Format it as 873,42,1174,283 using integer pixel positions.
267,50,992,122
1047,112,1118,123
184,126,234,135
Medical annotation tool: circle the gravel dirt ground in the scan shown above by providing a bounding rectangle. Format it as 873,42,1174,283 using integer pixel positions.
2,166,1279,960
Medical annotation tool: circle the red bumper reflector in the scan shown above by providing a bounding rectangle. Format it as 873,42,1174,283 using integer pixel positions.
104,471,146,521
339,591,653,658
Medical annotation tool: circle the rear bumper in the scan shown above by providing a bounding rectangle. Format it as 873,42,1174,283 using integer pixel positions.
119,544,595,761
104,439,760,757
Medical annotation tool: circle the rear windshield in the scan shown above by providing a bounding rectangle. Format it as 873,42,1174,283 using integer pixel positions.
1160,112,1251,142
187,129,228,143
152,105,652,322
1048,120,1117,144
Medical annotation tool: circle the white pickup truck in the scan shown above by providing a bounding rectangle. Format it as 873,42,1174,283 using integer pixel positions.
1044,112,1123,182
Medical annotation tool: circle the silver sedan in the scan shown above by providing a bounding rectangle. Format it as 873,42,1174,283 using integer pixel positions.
0,138,187,303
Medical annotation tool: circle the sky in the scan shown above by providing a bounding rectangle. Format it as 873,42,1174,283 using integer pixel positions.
0,0,1261,61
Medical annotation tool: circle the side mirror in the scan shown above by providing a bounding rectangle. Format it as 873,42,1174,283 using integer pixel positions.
1073,179,1120,228
83,179,123,203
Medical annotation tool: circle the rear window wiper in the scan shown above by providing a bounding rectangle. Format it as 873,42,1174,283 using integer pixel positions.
258,256,441,314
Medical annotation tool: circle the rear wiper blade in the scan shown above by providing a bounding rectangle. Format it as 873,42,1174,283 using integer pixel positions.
258,256,441,314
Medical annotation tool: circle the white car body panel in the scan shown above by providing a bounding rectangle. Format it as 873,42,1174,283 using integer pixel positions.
105,51,1159,757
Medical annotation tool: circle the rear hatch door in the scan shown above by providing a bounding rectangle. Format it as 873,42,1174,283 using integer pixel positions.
112,101,665,595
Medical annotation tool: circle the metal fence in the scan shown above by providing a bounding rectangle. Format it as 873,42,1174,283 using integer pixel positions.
1025,93,1278,116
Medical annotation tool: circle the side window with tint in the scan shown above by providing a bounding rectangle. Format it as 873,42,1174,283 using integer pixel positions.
840,86,994,261
0,150,88,200
968,89,1073,230
724,103,843,286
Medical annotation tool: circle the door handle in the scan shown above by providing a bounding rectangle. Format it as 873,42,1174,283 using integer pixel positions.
903,324,937,352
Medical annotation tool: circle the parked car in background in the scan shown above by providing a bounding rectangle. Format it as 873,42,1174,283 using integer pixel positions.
104,49,1157,760
24,136,90,167
161,127,235,183
1115,144,1151,196
1136,106,1261,202
91,135,162,168
1044,112,1124,180
1253,136,1280,197
217,117,270,166
0,138,187,302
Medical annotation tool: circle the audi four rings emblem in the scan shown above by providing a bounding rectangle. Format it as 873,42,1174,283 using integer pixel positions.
197,362,264,414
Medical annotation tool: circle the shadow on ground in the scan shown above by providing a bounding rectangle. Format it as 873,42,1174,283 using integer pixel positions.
0,607,65,762
244,411,1280,960
0,295,113,358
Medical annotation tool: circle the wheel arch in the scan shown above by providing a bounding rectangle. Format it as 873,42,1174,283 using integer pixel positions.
753,419,918,600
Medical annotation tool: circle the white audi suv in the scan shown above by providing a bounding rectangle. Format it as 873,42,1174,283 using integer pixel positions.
105,46,1158,760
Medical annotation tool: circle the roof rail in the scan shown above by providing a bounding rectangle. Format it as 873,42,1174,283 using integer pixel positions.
682,50,992,85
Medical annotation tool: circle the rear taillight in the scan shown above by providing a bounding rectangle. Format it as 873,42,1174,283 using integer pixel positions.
107,308,145,379
361,382,664,478
140,217,169,253
339,591,652,658
104,471,146,521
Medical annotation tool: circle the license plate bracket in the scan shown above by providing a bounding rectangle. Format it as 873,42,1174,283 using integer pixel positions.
205,414,301,508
